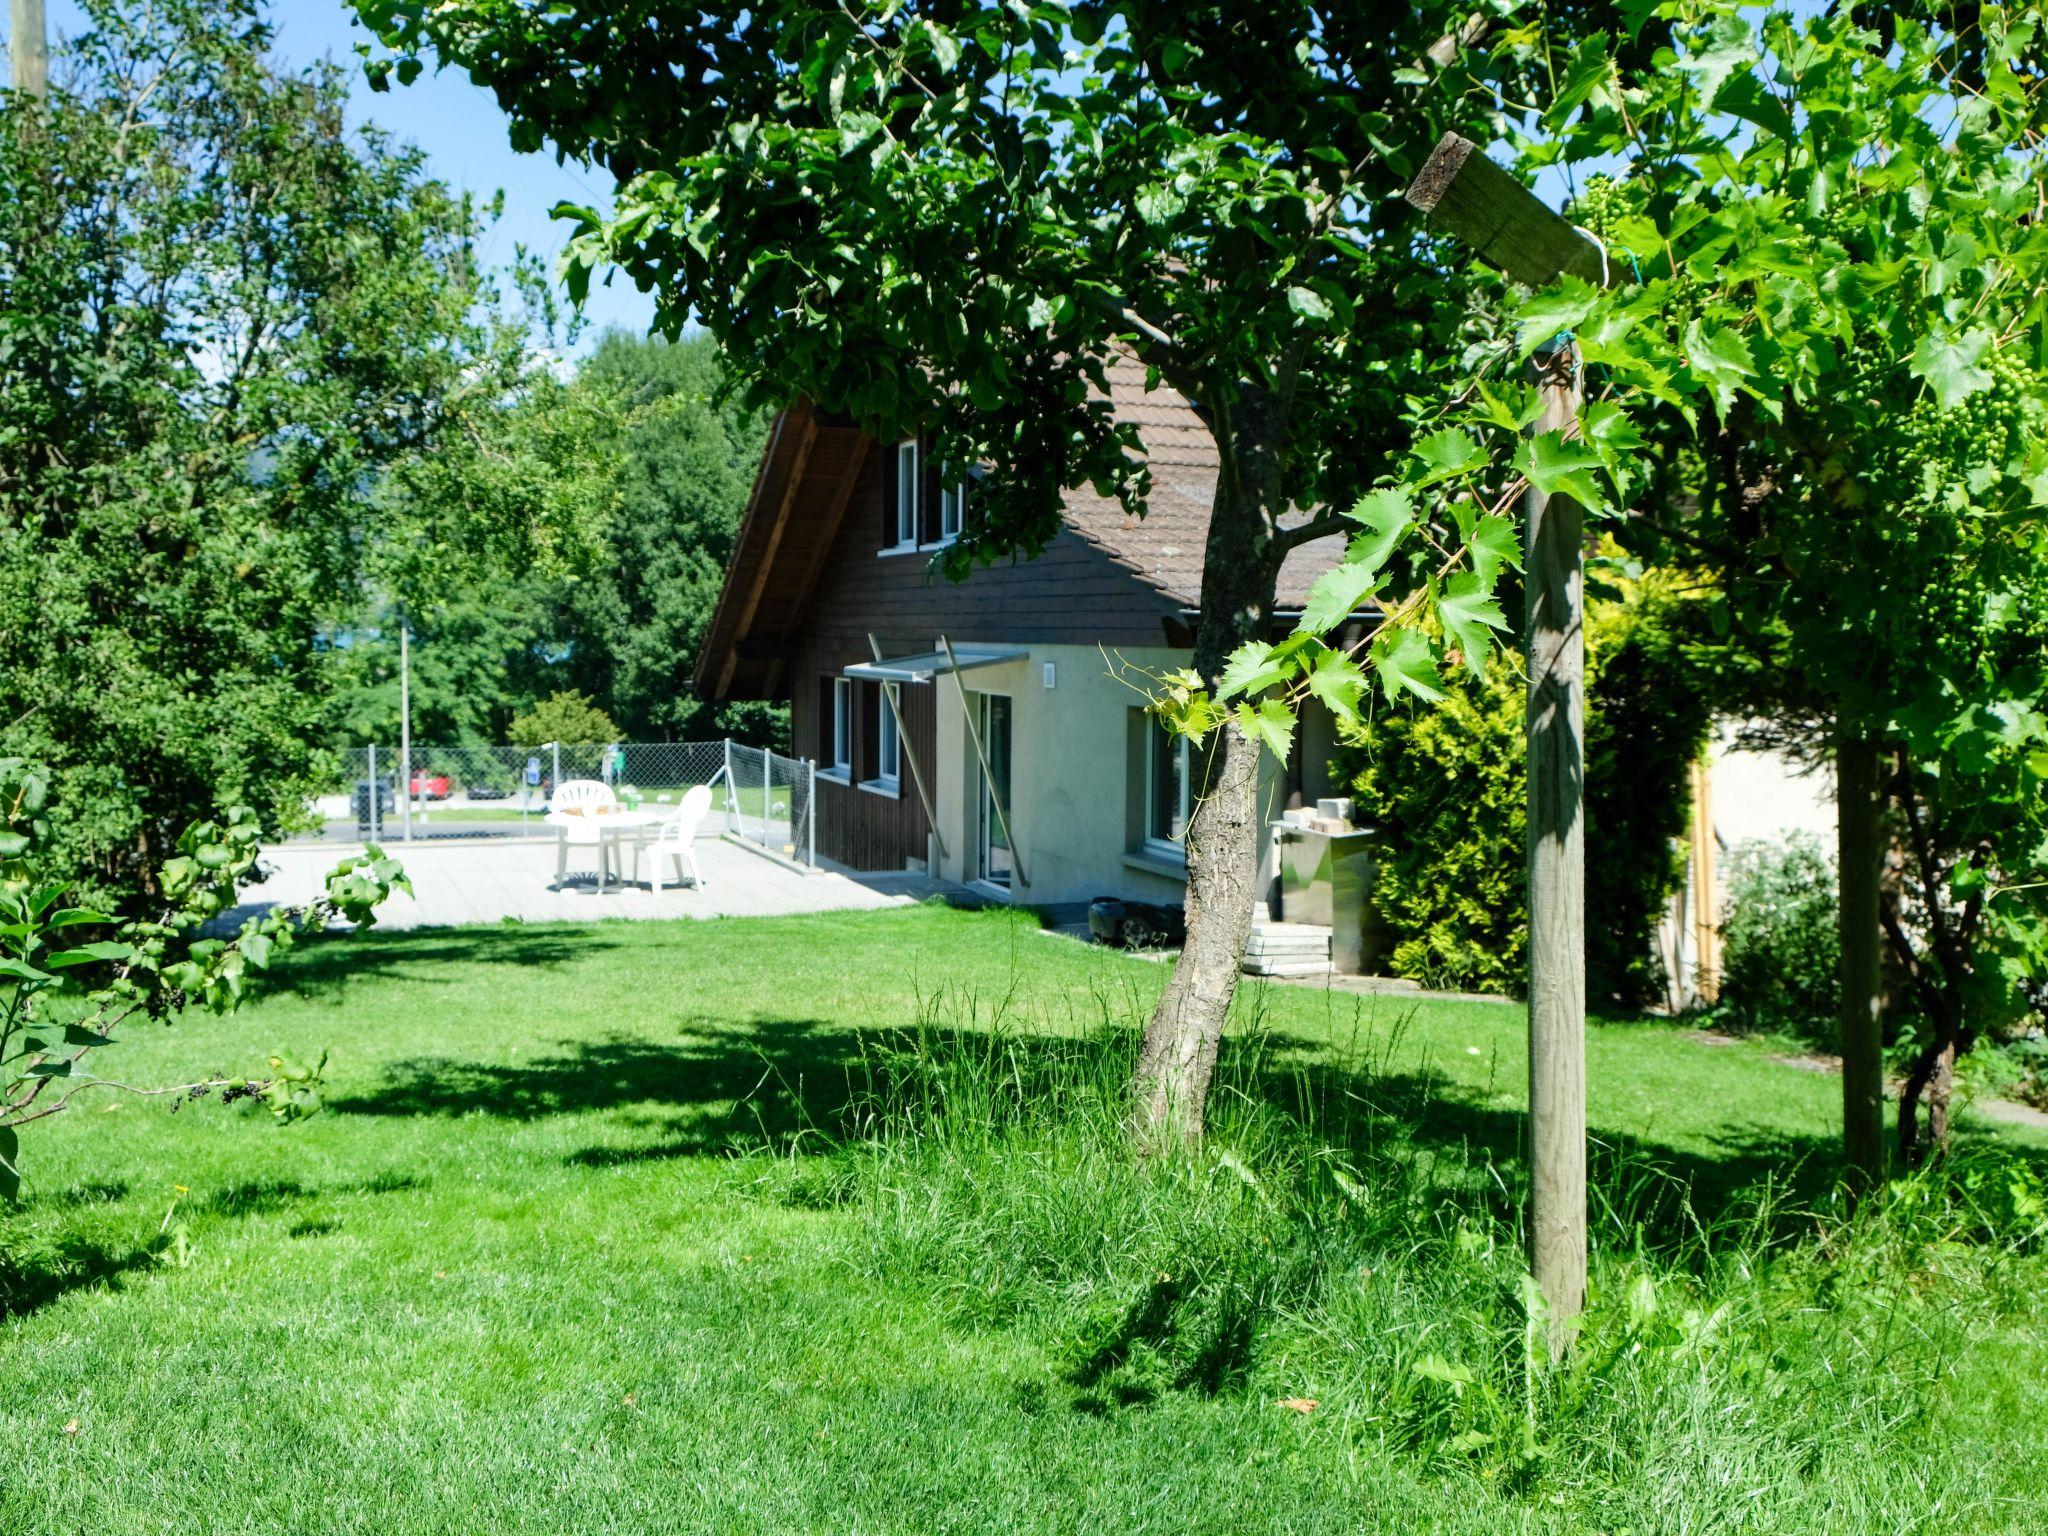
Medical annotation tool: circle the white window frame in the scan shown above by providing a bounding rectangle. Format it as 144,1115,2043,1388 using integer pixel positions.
825,677,853,779
935,478,966,544
866,684,901,794
887,438,919,551
1144,727,1192,857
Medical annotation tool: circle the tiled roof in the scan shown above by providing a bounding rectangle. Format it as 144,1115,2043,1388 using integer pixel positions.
1061,355,1340,611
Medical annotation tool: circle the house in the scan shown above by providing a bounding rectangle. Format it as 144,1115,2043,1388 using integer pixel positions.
692,360,1357,915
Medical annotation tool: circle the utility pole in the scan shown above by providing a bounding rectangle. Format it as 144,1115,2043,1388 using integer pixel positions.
399,613,413,844
11,0,47,100
1407,133,1613,1357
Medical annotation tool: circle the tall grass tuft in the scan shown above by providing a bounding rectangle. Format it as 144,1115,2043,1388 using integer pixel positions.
777,980,2048,1524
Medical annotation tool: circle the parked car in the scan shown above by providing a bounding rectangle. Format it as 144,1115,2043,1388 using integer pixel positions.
408,773,452,801
466,783,511,801
1087,897,1186,949
351,778,395,827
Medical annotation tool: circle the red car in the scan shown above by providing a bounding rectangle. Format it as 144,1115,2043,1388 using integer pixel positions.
408,773,452,801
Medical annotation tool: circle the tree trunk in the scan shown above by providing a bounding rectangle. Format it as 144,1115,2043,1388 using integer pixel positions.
1837,736,1886,1196
1129,385,1290,1150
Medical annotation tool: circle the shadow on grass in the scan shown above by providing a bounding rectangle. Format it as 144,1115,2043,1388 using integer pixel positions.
1,1171,431,1324
330,1016,866,1162
260,924,627,1003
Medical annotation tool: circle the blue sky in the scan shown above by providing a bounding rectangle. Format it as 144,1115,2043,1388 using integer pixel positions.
42,0,658,345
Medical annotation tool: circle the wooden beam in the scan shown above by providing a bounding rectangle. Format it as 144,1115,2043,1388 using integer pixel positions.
717,403,818,696
1404,133,1609,290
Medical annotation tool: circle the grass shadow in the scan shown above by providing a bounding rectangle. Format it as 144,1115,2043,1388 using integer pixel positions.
261,925,626,1004
331,1015,867,1162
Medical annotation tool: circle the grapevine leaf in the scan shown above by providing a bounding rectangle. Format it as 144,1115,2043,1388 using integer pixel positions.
1435,572,1510,676
44,941,134,970
1467,514,1524,587
1371,626,1445,705
1216,640,1289,702
1294,562,1383,636
1410,428,1486,488
1344,487,1414,575
1304,650,1370,722
1909,327,1995,412
1234,698,1298,763
1517,275,1599,359
1681,318,1757,416
1514,432,1610,513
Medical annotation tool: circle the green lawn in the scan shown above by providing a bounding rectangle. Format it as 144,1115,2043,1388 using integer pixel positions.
3,905,2045,1534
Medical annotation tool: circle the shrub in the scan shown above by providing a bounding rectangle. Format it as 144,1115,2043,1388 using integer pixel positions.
506,690,620,749
1712,832,1839,1045
1341,580,1711,1003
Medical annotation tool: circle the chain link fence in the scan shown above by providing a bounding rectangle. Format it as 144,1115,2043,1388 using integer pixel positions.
286,741,813,863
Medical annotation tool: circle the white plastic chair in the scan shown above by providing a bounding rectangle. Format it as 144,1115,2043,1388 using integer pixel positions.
633,784,712,892
551,779,622,889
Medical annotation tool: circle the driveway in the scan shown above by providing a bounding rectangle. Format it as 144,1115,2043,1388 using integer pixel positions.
226,835,939,931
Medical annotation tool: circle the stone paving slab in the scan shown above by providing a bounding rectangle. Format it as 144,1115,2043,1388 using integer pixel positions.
224,835,923,932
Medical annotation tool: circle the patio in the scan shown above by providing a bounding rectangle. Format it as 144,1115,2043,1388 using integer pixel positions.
229,833,954,931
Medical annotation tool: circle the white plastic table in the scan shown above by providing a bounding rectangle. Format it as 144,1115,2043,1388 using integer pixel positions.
544,809,666,892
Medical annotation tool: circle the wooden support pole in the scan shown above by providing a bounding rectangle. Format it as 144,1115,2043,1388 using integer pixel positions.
1525,343,1587,1355
10,0,46,100
1407,131,1613,1355
1837,736,1886,1196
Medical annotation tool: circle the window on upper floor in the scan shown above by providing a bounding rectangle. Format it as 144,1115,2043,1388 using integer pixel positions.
892,439,919,549
937,476,966,543
830,677,853,775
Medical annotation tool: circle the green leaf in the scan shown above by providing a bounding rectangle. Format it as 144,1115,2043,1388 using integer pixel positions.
1909,328,1995,412
1215,641,1290,702
1410,428,1486,488
1286,285,1333,322
1681,319,1757,416
1466,514,1524,587
1517,275,1599,359
0,959,53,985
1371,627,1444,705
1344,487,1414,576
1514,432,1610,513
1304,650,1369,722
45,908,115,928
44,941,133,970
1436,572,1510,676
1234,698,1297,763
1294,562,1382,637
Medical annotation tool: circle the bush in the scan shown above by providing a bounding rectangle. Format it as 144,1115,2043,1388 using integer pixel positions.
1712,832,1840,1045
506,690,620,749
1341,581,1711,1003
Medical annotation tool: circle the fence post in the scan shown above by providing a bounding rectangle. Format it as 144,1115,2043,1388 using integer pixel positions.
807,757,816,868
550,741,561,800
366,742,379,844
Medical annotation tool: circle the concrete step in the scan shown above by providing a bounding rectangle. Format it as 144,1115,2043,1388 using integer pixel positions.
1244,921,1331,977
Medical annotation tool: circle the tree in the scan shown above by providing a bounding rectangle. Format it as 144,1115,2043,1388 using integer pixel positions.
507,690,619,749
352,0,1619,1143
328,333,783,749
1532,4,2048,1170
0,0,545,909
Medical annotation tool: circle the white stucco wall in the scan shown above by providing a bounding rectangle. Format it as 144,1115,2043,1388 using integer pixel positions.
925,642,1287,910
1708,722,1835,849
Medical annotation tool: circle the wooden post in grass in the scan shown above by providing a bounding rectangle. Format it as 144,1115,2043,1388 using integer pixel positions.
1406,132,1613,1356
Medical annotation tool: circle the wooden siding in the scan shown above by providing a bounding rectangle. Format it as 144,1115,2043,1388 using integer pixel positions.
802,446,1180,652
793,636,938,872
